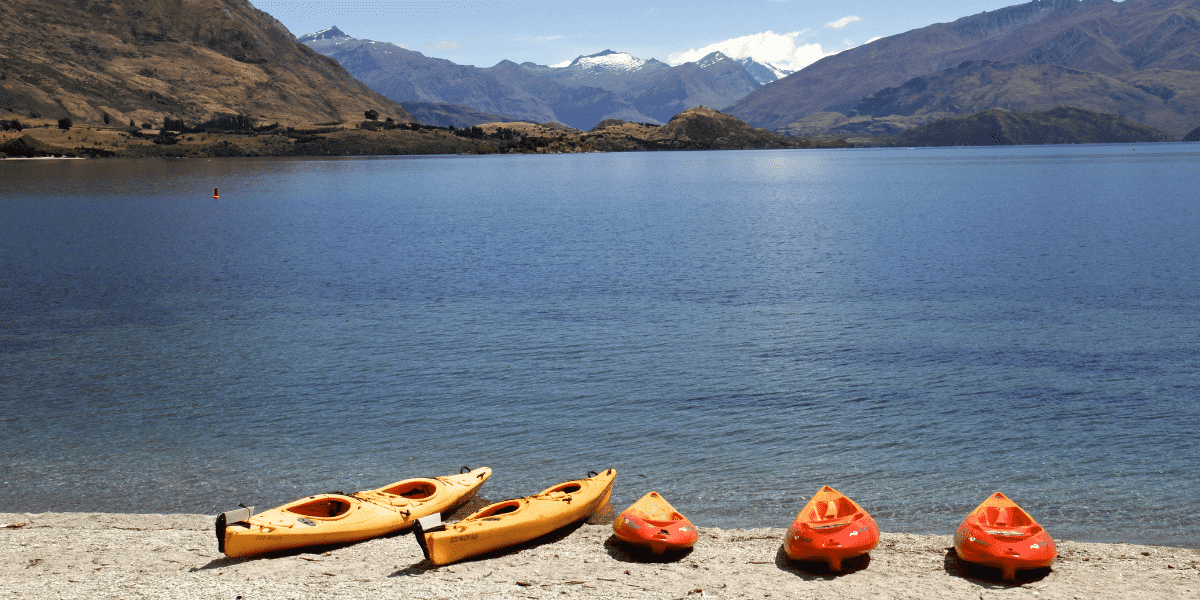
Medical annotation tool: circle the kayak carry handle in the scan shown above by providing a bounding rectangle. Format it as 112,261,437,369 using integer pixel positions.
588,470,599,477
460,466,472,474
413,513,446,561
214,505,254,555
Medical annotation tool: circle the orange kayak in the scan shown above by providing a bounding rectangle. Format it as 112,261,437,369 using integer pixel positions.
783,486,880,571
416,469,616,566
217,467,491,558
612,491,699,554
953,492,1056,581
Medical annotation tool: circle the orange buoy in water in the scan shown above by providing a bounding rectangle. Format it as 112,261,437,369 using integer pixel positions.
213,187,220,199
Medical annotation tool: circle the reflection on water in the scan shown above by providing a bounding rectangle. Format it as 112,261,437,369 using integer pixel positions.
2,146,1198,547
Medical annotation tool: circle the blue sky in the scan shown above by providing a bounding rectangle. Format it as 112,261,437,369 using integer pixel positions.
253,1,1038,69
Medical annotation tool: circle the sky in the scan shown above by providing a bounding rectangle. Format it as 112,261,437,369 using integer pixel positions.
251,1,1045,70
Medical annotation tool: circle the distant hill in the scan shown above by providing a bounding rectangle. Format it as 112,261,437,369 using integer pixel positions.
399,102,523,129
300,27,562,125
1185,124,1200,140
481,60,656,129
881,106,1175,146
623,53,764,123
522,50,673,94
300,31,656,129
522,50,765,122
0,1,408,127
729,0,1200,136
575,107,847,151
302,32,767,130
787,60,1200,137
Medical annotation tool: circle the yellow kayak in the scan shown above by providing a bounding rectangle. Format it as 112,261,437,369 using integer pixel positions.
217,466,491,558
416,468,616,566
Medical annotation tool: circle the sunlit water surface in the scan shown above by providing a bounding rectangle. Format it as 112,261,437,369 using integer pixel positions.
2,145,1198,547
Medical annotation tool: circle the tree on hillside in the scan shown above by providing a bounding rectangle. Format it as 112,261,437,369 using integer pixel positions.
365,109,379,121
58,118,73,131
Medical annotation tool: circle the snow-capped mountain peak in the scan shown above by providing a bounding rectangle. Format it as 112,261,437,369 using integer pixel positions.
569,50,649,73
696,52,733,69
735,57,793,85
299,26,349,43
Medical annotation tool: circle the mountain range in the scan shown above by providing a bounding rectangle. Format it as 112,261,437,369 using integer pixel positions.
300,29,774,130
728,0,1200,137
0,0,408,128
2,0,1197,144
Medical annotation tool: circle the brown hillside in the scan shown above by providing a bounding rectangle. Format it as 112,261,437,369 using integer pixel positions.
729,0,1200,133
0,0,410,127
882,106,1175,146
822,60,1200,137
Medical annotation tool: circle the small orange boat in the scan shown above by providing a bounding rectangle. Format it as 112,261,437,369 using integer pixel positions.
783,486,880,571
953,492,1056,581
612,491,699,554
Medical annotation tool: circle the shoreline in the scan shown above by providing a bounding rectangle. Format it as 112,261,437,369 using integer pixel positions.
3,513,1196,599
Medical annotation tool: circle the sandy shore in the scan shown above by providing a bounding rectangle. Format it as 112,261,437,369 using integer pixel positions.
2,512,1196,599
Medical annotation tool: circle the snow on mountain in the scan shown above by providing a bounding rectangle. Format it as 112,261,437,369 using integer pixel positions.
668,31,830,77
696,52,733,69
569,50,651,73
299,26,350,43
736,57,792,85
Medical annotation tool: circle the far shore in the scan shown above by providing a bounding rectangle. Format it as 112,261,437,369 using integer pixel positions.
2,512,1196,599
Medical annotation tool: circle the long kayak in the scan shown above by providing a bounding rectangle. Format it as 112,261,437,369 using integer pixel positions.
953,492,1056,581
612,491,698,554
217,466,491,558
783,486,880,571
416,468,616,566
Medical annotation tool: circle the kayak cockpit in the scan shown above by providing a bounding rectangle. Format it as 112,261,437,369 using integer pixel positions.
981,506,1034,528
476,501,522,519
806,497,861,525
380,480,438,499
544,482,583,494
287,497,352,518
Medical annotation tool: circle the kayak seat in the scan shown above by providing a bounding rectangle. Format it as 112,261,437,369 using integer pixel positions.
809,498,858,522
380,480,438,499
288,498,352,518
984,507,1032,528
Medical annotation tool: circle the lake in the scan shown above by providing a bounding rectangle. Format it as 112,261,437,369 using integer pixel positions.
2,144,1198,548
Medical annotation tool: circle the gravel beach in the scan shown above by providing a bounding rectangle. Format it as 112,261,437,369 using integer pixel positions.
2,512,1197,599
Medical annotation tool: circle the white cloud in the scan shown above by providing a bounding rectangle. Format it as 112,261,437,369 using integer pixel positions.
667,30,832,72
433,40,461,50
824,16,862,30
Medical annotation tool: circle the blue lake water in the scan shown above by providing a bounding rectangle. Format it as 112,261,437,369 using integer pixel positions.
2,145,1198,548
